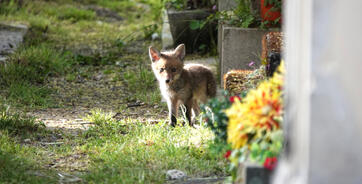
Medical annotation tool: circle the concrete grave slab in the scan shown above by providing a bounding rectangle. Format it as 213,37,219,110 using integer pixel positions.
220,26,269,86
167,9,216,53
0,23,28,61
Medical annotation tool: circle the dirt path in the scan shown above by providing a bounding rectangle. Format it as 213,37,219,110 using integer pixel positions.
27,64,168,135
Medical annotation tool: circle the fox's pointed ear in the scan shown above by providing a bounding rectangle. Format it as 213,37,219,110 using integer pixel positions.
174,44,185,61
149,46,160,62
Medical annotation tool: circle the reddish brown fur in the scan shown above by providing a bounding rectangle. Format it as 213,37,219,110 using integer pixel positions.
149,44,216,126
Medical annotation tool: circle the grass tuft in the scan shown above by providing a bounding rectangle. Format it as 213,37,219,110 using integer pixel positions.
0,44,73,85
0,105,46,136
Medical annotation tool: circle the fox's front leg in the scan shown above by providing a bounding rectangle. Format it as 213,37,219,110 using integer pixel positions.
167,98,178,127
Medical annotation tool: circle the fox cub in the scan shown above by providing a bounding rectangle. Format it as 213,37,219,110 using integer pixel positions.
149,44,216,126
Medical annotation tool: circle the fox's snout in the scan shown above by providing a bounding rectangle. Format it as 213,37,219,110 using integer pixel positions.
159,71,175,84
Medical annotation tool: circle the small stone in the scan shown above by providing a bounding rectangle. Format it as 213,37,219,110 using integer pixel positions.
166,169,187,180
151,33,160,40
24,138,31,143
94,74,103,81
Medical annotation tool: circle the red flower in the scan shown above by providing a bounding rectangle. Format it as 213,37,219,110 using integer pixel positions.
224,150,232,159
263,157,277,170
229,96,241,103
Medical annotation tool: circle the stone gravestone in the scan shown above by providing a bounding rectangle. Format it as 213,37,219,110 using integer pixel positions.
0,23,28,62
220,27,268,86
273,0,362,184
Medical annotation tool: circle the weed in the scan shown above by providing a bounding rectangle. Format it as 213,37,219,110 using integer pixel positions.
57,6,95,22
122,60,160,104
6,82,54,108
0,105,45,136
0,44,72,85
84,108,114,126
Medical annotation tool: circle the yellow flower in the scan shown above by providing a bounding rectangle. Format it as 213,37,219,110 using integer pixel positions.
226,62,285,149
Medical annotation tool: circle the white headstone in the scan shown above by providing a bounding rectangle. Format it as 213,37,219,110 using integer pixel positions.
274,0,362,184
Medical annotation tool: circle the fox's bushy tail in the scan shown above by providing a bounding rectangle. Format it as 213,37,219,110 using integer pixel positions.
206,71,217,98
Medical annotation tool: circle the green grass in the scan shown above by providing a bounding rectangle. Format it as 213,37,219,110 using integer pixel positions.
0,1,227,183
122,60,161,104
81,110,227,183
0,0,163,108
0,108,228,183
6,83,54,108
0,134,56,184
0,44,72,85
0,106,56,183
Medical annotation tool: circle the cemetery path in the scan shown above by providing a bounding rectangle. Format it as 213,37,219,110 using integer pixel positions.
27,64,168,136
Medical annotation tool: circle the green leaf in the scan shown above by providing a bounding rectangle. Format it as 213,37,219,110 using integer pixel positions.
189,20,201,30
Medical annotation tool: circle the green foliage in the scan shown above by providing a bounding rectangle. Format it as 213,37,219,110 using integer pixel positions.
0,0,20,15
201,91,232,142
249,130,283,164
142,24,158,40
264,0,282,11
165,0,216,10
207,0,257,28
122,61,161,104
165,0,186,10
189,20,207,30
205,0,281,28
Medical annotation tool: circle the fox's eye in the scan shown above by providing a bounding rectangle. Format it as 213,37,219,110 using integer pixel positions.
171,68,176,72
160,68,164,73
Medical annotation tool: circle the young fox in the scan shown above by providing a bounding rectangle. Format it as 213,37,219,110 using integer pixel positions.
149,44,216,126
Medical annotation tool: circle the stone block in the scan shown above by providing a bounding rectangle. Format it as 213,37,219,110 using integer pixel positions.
0,23,28,59
246,165,272,184
161,9,174,50
218,0,237,11
236,162,272,184
167,9,216,53
220,26,269,85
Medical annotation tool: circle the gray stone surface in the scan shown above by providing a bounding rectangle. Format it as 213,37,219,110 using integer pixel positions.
217,0,261,56
236,162,271,184
167,9,216,53
162,9,174,50
218,0,237,11
220,26,268,85
0,23,28,61
273,0,362,184
169,177,227,184
166,169,187,180
246,166,271,184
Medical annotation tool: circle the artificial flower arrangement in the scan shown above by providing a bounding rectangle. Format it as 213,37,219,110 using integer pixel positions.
226,62,284,179
202,62,285,181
